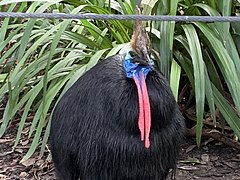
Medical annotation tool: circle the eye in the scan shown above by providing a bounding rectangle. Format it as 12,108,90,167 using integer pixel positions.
129,51,138,59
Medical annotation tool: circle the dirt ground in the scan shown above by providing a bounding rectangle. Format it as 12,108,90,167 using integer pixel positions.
0,124,240,180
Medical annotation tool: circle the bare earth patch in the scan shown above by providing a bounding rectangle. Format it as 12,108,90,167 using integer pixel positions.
0,125,239,180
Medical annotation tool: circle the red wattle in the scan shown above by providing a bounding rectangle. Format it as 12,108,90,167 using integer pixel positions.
133,76,145,141
140,72,151,148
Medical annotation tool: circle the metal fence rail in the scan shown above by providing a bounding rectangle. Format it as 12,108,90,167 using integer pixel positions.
0,12,240,22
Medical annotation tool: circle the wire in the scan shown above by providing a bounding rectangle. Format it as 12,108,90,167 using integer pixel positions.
0,12,240,22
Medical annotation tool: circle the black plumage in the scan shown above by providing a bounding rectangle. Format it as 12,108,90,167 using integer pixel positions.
50,7,185,180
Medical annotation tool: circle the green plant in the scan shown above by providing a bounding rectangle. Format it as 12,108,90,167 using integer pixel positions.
150,0,240,146
0,0,132,161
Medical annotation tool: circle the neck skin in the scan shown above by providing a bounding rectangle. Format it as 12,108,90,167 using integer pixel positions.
123,52,153,148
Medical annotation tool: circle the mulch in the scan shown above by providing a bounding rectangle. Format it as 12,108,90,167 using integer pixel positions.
0,123,239,180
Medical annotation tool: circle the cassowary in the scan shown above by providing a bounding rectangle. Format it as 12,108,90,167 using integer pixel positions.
50,7,185,180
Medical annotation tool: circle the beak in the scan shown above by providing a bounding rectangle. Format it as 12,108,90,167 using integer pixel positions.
129,51,152,66
141,54,152,67
145,54,151,64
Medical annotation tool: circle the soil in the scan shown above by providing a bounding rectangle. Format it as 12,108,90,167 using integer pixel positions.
0,124,240,180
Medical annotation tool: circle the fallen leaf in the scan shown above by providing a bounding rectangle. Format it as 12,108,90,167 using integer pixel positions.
19,172,28,178
20,140,29,146
186,145,197,153
15,148,23,154
179,157,201,164
178,165,198,171
201,154,210,162
0,138,14,143
203,138,214,146
21,158,36,167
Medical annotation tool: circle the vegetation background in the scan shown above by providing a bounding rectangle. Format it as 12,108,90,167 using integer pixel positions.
0,0,239,162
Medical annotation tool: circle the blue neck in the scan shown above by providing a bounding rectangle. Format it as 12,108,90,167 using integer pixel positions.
123,51,154,80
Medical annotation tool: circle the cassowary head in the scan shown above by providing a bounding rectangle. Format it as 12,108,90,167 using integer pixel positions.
130,6,151,66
